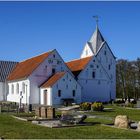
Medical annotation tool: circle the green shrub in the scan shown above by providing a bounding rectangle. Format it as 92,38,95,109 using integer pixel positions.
80,102,91,111
92,102,104,111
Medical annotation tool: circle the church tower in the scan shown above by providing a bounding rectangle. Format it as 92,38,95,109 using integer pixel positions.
81,26,105,58
78,20,116,102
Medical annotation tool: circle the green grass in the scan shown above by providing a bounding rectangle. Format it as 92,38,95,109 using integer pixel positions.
1,105,140,139
88,105,140,121
0,114,140,139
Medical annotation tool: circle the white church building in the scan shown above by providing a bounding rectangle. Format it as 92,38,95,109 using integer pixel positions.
6,25,116,106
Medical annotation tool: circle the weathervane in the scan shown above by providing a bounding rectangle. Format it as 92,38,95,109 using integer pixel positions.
93,15,99,27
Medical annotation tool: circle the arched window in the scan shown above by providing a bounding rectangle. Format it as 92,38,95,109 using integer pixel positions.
16,83,19,94
12,84,14,94
22,82,25,94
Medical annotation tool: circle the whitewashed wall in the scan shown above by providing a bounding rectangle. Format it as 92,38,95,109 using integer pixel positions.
96,43,116,100
0,82,4,101
7,79,30,104
40,72,81,106
78,43,116,102
0,82,8,101
81,43,93,58
40,88,52,106
28,50,73,105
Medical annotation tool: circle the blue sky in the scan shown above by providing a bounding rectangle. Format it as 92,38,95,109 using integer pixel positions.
0,1,140,62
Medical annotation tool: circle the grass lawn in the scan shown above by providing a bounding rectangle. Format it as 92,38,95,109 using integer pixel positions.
1,105,140,139
88,104,140,121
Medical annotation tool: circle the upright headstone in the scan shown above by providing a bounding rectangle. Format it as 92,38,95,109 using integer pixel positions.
47,107,55,119
41,106,47,118
35,106,41,117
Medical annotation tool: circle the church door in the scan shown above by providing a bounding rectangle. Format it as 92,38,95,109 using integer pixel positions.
44,90,47,105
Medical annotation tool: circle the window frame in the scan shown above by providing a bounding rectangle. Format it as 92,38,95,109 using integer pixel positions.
58,90,61,97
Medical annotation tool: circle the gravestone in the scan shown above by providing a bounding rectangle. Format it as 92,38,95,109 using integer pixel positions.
35,106,41,117
35,106,55,119
41,106,47,118
114,115,129,128
47,107,55,119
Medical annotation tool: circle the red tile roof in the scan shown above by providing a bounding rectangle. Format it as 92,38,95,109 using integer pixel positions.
66,56,92,72
41,72,65,88
7,51,53,81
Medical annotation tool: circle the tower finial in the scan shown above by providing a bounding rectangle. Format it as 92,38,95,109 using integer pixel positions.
93,15,99,28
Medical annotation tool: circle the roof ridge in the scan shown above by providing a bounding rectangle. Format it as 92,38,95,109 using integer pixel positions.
7,49,55,81
20,49,54,63
40,71,66,88
66,56,92,63
0,60,18,63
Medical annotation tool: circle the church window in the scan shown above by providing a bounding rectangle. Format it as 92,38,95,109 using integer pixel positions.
12,84,14,94
53,54,55,58
52,68,56,74
108,64,111,70
72,90,76,97
16,83,19,94
58,90,61,97
22,82,25,94
92,71,95,78
104,50,106,55
66,85,68,89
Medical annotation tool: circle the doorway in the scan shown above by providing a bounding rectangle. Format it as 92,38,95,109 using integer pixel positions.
44,90,47,105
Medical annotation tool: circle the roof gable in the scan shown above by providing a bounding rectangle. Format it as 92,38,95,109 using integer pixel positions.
41,72,65,88
7,50,53,81
95,41,116,59
66,56,92,72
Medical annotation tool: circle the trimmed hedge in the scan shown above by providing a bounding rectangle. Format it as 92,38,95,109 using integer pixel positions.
80,102,91,110
92,102,104,111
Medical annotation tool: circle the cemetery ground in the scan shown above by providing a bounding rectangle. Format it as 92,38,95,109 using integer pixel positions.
1,105,140,139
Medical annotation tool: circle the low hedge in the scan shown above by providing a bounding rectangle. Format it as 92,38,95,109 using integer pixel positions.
80,102,91,111
92,102,104,111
